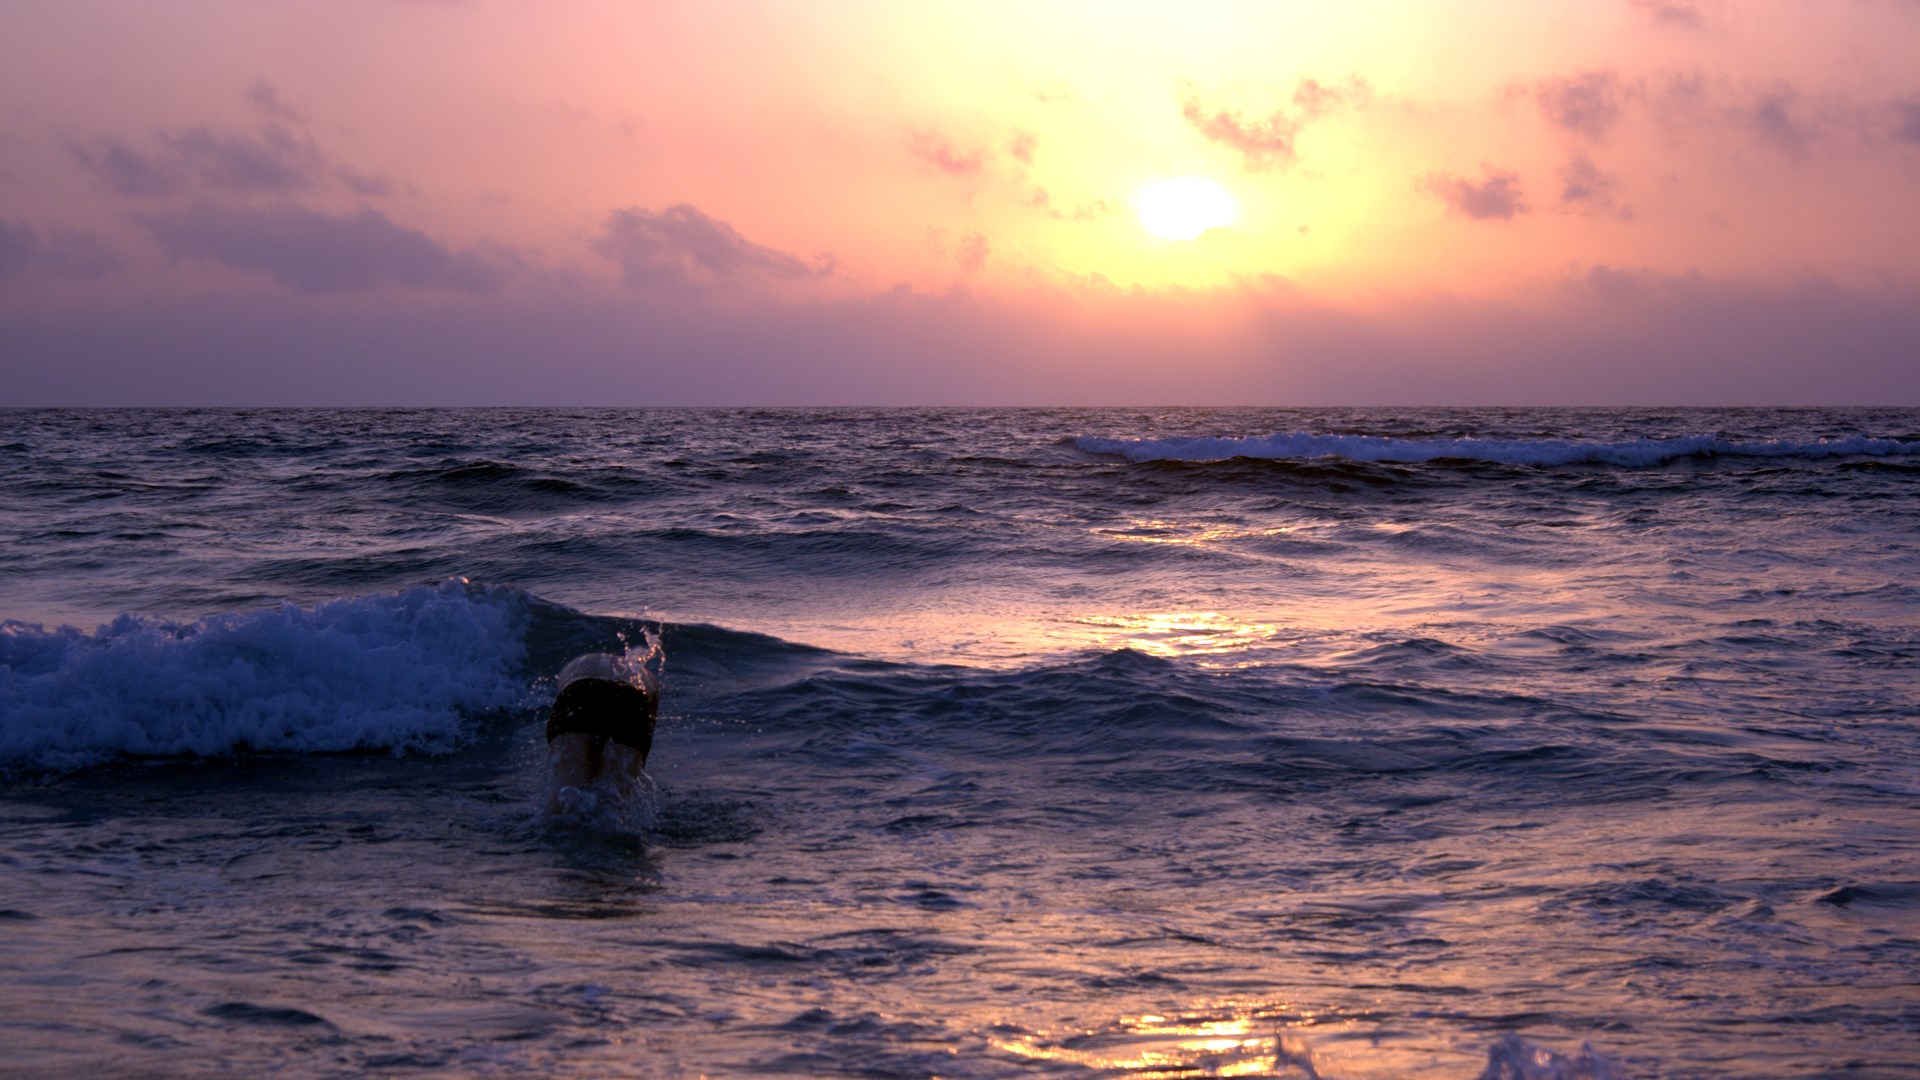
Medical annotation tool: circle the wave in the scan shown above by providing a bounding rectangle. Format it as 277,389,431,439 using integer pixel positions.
0,575,1865,807
377,457,644,516
1076,431,1920,467
0,580,531,772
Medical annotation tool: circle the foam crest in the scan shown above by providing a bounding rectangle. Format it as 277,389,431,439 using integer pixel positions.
1077,431,1920,467
0,580,530,772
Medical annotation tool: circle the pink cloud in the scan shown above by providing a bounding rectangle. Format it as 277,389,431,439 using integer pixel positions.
1748,84,1813,157
1181,78,1368,171
1419,167,1529,220
1008,130,1037,165
907,132,986,176
1627,0,1707,27
1180,94,1302,171
1292,76,1371,118
1024,187,1109,223
1557,152,1631,218
956,232,988,274
1533,71,1627,141
594,204,832,291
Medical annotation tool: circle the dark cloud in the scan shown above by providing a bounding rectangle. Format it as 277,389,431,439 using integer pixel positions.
1638,72,1867,160
69,83,392,199
1627,0,1706,26
1893,99,1920,144
0,218,121,280
135,202,510,293
160,125,326,194
1639,75,1914,159
7,271,1914,406
1558,152,1631,218
593,204,830,291
1534,71,1626,141
68,138,184,198
0,220,33,277
244,78,305,124
72,125,325,197
39,231,119,279
1580,264,1657,301
338,168,398,197
1749,85,1812,156
907,132,987,176
1420,167,1529,220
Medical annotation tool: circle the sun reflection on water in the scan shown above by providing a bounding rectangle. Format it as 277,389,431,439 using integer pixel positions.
1095,517,1302,549
992,1010,1331,1077
1073,610,1287,661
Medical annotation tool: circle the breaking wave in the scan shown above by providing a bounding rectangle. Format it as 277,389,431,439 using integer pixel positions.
0,580,531,772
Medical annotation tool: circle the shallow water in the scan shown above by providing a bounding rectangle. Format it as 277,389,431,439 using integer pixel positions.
2,407,1918,1076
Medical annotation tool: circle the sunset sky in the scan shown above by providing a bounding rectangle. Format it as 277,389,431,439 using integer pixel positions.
3,0,1917,404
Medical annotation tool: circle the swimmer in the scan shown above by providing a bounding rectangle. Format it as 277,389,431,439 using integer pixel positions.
544,651,658,814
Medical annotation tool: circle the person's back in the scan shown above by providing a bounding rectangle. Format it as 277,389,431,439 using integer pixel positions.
544,652,658,814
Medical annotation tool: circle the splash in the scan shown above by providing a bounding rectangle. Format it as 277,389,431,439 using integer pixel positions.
1477,1034,1622,1080
539,766,662,836
621,625,665,697
535,627,667,835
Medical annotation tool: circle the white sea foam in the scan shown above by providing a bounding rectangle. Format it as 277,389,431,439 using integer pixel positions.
1476,1034,1621,1080
0,580,529,772
537,768,661,835
1076,431,1920,466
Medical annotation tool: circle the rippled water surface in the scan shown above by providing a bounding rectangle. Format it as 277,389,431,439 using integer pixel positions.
2,407,1918,1077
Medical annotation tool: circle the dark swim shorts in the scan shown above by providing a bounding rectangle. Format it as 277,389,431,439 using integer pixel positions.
545,677,658,763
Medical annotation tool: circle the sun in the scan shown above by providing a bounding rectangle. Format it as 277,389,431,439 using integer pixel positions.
1134,177,1238,241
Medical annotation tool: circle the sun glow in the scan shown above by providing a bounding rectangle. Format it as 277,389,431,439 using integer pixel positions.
1134,177,1239,240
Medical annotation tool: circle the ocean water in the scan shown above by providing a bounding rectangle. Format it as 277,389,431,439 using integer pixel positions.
1,406,1917,1078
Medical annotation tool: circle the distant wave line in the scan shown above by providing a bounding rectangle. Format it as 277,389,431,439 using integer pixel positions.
1075,432,1920,467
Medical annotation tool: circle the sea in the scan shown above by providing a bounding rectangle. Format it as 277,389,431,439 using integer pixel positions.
1,406,1917,1078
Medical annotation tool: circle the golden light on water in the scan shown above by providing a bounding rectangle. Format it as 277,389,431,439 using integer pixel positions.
1074,611,1285,659
1096,518,1299,547
993,1014,1276,1076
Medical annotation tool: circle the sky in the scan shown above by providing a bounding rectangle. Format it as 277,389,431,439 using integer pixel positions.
2,0,1917,405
